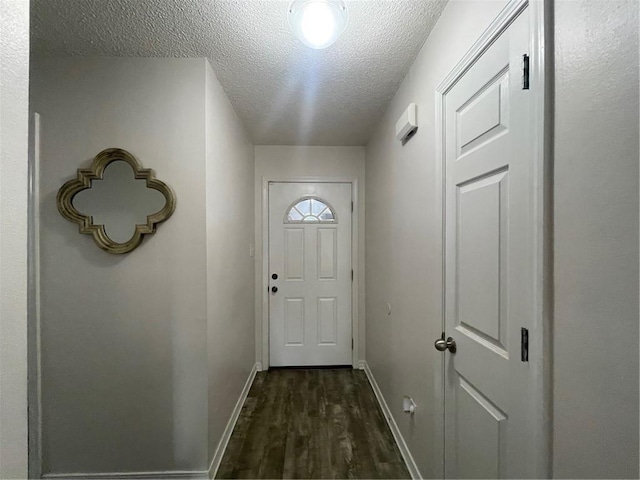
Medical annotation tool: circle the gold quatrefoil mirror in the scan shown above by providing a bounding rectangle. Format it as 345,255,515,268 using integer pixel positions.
57,148,176,254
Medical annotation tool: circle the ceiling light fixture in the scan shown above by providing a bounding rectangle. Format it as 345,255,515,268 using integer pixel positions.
288,0,348,50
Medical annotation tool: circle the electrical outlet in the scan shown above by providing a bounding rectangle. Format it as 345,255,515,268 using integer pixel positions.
403,396,417,415
249,244,255,258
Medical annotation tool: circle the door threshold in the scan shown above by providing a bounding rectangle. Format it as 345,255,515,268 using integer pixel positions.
268,365,353,370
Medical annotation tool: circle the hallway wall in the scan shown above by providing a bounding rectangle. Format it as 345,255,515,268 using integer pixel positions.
31,57,255,476
553,1,639,477
205,63,256,468
366,1,639,478
364,1,509,477
0,1,30,478
254,146,365,367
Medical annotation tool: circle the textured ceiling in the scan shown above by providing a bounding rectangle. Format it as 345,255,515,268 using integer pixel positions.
31,0,447,146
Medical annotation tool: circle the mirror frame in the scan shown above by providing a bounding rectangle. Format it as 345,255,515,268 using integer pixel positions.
57,148,176,254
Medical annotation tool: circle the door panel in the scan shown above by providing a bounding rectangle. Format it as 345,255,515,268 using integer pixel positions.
284,228,305,280
457,70,509,153
456,376,507,479
317,297,337,345
269,182,352,366
317,228,337,280
457,169,509,352
284,298,304,346
443,6,535,479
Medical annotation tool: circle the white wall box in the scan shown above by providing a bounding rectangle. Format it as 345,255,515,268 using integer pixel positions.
395,103,418,143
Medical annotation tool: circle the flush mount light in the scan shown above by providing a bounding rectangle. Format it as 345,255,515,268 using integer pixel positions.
288,0,348,49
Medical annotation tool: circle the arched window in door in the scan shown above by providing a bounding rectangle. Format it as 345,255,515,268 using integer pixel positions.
284,196,337,224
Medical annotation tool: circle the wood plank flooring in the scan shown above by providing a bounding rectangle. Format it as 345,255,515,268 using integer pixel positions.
216,368,411,479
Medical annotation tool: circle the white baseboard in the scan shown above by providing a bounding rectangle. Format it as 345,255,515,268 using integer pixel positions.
42,363,259,480
362,362,422,480
207,362,259,479
42,471,207,479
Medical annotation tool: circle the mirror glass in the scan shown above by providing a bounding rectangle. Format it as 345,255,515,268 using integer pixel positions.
73,160,166,244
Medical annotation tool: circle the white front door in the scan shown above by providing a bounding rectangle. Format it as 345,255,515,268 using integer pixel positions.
441,5,539,478
268,182,352,367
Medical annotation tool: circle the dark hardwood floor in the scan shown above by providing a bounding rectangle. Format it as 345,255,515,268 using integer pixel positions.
216,368,411,479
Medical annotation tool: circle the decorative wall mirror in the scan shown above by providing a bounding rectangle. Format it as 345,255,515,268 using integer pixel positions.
57,148,176,254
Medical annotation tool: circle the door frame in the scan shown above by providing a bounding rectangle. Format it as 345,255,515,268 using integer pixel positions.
260,177,361,370
434,0,551,477
28,112,43,479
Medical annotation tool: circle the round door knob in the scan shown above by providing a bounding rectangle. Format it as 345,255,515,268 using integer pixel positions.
434,336,456,353
272,273,278,280
271,286,278,293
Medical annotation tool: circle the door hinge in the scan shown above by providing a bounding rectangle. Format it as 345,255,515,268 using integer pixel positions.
351,269,354,281
352,338,354,350
522,54,530,90
521,328,529,362
351,201,354,212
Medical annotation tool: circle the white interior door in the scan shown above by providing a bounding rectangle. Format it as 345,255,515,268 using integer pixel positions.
269,182,352,367
441,6,539,478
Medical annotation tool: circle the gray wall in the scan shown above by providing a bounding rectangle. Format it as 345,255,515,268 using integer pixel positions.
31,57,255,476
0,1,30,478
553,1,639,477
365,0,640,478
364,1,508,477
205,63,256,466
